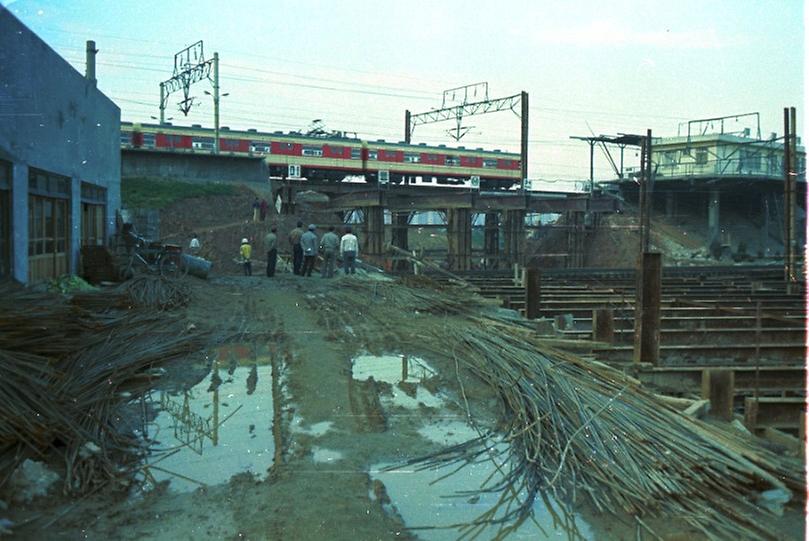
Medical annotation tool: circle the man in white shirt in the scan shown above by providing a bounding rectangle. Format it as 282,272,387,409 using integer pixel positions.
340,226,359,275
189,233,201,255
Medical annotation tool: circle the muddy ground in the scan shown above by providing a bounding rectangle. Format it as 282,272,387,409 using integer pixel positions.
4,269,804,541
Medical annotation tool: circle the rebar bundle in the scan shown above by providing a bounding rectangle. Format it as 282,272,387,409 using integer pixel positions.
0,283,203,494
326,279,804,540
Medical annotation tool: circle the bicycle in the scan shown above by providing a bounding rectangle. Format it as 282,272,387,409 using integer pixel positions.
124,233,188,279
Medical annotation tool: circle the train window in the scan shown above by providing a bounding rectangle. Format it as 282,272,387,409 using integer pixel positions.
351,148,362,159
483,159,497,168
251,143,270,153
302,146,323,157
277,142,294,151
368,151,378,160
404,153,420,163
445,156,460,166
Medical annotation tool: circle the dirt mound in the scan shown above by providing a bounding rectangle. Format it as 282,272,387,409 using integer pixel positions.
529,208,713,268
157,186,349,275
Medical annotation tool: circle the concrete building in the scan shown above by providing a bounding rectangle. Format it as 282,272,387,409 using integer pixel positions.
614,124,805,255
0,8,120,283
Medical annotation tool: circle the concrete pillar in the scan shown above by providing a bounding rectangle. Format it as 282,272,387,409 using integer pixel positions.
633,252,662,365
708,189,720,244
524,267,540,319
665,191,675,218
364,206,384,261
11,162,28,283
484,211,499,269
702,369,735,422
503,210,525,266
391,212,410,271
447,208,472,271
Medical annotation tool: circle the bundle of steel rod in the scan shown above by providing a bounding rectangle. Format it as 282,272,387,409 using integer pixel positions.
115,274,191,310
326,279,804,540
0,282,204,494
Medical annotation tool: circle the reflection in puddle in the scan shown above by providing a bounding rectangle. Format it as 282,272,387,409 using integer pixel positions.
417,419,479,446
145,364,275,492
352,354,444,410
352,354,435,385
372,442,594,540
311,447,344,463
291,417,334,437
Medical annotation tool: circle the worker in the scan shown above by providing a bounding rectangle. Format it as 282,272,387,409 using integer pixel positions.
289,221,304,275
340,226,359,275
189,233,201,255
319,225,340,278
264,226,278,277
240,237,252,276
259,198,269,221
300,224,318,277
252,197,260,223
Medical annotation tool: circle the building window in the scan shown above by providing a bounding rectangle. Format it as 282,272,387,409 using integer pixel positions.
28,195,69,281
740,150,760,172
81,182,106,247
302,146,324,157
28,169,71,282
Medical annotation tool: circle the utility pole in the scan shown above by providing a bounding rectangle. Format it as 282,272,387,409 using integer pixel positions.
404,110,411,144
520,91,529,187
783,106,798,282
641,129,653,252
213,52,220,154
159,82,165,124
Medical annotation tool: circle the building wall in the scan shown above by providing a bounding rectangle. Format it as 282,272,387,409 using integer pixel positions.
0,7,120,283
121,149,269,185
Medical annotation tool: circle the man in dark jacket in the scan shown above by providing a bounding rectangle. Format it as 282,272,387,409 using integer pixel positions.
319,226,340,278
264,226,278,277
300,224,318,277
289,221,304,275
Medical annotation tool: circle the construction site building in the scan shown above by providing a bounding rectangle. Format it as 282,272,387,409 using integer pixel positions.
0,8,121,284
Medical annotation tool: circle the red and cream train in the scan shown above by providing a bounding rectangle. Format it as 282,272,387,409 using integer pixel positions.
121,122,522,190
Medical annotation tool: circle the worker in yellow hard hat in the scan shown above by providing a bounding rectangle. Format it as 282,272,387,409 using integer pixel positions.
240,237,252,276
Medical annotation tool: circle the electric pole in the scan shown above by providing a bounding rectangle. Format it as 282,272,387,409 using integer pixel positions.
213,52,220,154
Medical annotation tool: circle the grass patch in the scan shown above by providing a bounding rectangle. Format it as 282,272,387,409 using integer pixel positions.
122,176,238,209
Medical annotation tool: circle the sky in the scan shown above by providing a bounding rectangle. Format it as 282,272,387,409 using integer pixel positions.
2,0,805,189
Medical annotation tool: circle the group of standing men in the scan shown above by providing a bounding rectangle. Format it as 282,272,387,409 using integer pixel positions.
288,221,358,277
239,221,359,277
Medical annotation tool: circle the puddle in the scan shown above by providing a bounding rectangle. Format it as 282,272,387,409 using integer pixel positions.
352,353,445,410
417,419,480,446
372,442,594,540
290,418,335,437
352,354,436,385
143,363,275,493
311,447,344,463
